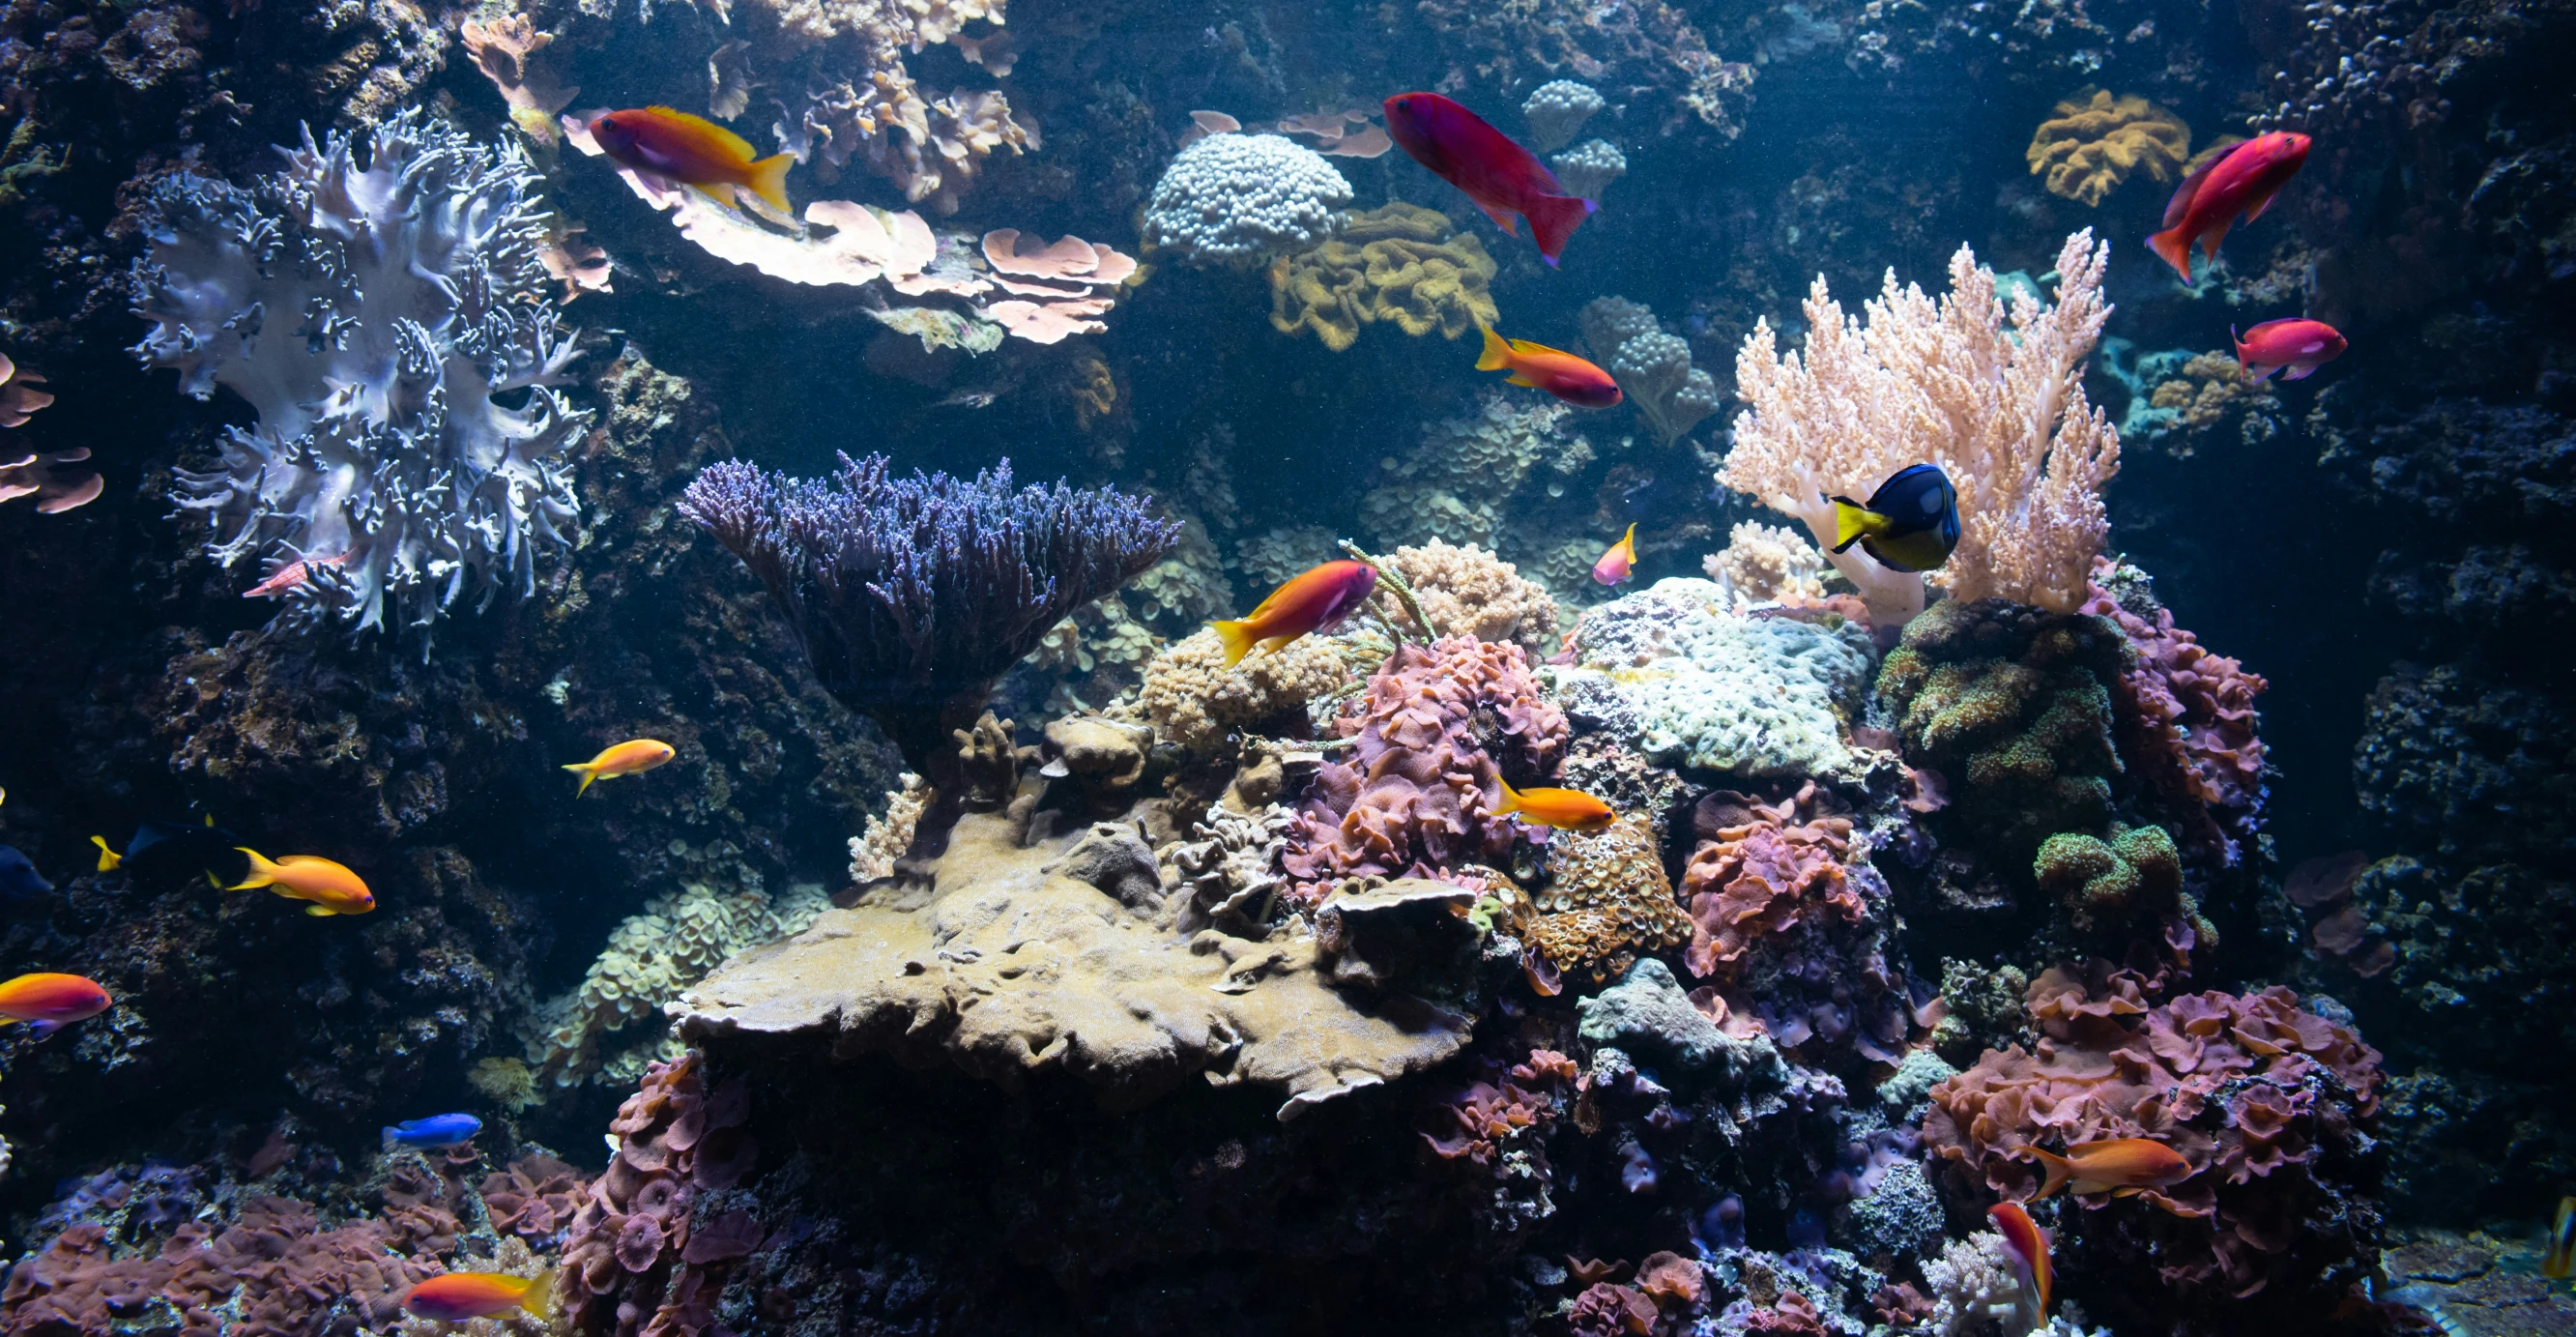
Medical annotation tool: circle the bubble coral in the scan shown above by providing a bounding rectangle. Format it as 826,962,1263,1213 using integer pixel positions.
1522,79,1606,152
1139,626,1352,753
2025,88,2191,206
1375,538,1562,653
1578,296,1719,446
1267,203,1500,352
1524,816,1693,985
1281,636,1569,904
1924,967,2384,1307
1145,132,1352,266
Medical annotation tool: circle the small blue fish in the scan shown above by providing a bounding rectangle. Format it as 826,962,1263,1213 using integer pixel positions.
0,847,51,902
383,1114,483,1149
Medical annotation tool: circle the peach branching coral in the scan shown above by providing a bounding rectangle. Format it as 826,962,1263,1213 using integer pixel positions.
1140,626,1351,753
1720,230,2123,623
1704,521,1831,608
2026,89,2191,206
1375,538,1562,653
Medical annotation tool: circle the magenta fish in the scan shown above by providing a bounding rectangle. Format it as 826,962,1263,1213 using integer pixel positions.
2232,318,2347,383
1382,92,1597,266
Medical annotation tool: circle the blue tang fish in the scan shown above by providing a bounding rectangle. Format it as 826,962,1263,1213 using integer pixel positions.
0,847,52,903
383,1113,483,1149
1829,463,1961,573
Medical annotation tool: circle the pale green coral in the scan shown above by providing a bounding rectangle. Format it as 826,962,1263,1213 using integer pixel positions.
1363,390,1595,551
1554,578,1875,777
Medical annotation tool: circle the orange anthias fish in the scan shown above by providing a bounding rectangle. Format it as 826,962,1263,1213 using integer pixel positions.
564,739,679,797
1492,778,1615,832
2028,1136,2194,1199
1476,328,1622,409
2146,131,2312,281
1988,1201,2051,1325
403,1268,559,1322
586,107,794,213
229,851,375,917
1592,524,1637,587
0,973,112,1037
1383,92,1598,266
2233,318,2349,383
1210,560,1378,667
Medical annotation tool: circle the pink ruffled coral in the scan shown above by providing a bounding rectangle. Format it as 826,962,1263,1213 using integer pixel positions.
1924,966,2382,1297
482,1153,591,1247
564,1053,762,1337
979,229,1136,344
1679,784,1859,978
2083,561,2269,858
1418,1049,1576,1165
1282,637,1568,903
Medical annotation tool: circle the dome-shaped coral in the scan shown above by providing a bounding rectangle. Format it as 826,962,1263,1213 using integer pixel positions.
2026,88,2191,206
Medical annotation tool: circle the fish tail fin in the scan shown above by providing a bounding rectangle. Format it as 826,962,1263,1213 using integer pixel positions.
1829,496,1877,553
1476,325,1514,372
225,848,278,891
563,763,598,797
1492,777,1524,816
1211,619,1259,668
1523,193,1596,267
1620,522,1636,553
2231,325,2248,372
2030,1147,2073,1200
744,153,795,214
91,836,120,872
524,1267,562,1322
2145,225,2194,282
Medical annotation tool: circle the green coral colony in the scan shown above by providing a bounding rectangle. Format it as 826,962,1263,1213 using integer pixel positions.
0,0,2566,1334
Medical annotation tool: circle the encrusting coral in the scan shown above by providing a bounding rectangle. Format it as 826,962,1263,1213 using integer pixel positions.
1375,538,1562,653
1281,636,1569,903
1362,390,1594,550
1721,230,2122,623
1268,203,1500,352
2025,88,2191,206
2081,559,2270,861
1578,296,1720,446
1524,816,1693,985
1140,626,1351,753
132,109,587,639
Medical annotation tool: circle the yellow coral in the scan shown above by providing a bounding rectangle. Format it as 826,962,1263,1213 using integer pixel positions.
1267,204,1499,352
1524,817,1692,984
2026,89,2190,207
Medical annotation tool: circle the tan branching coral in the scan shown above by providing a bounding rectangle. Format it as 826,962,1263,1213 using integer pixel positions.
2026,89,2190,207
1525,817,1693,984
1268,204,1499,352
1721,230,2122,623
1703,521,1831,608
849,772,926,883
1375,538,1562,653
1141,627,1352,753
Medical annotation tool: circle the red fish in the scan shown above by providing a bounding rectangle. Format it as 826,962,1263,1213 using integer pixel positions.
1987,1201,2052,1326
1592,524,1637,587
403,1268,558,1322
1211,560,1378,666
1478,328,1622,407
2232,318,2347,382
2146,131,2311,281
587,107,794,213
0,973,112,1037
1383,92,1597,266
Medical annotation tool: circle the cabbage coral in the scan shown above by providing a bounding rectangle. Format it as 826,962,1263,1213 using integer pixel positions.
131,109,586,642
1720,230,2122,623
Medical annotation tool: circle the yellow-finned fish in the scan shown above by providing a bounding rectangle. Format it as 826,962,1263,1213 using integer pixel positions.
1209,561,1378,668
586,107,794,213
564,739,678,797
2546,1195,2576,1280
402,1268,559,1322
1491,778,1615,832
229,850,375,917
1592,523,1637,587
1829,463,1960,573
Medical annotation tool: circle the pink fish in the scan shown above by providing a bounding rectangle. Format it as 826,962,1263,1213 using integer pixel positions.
244,551,349,598
2146,131,2311,282
2232,318,2347,382
1591,524,1636,587
1383,92,1597,266
1987,1201,2052,1326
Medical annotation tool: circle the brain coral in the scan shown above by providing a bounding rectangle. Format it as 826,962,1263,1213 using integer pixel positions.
1925,966,2384,1315
1268,203,1500,352
132,109,586,640
1140,626,1352,753
1524,815,1692,985
1145,132,1352,265
2025,88,2191,206
1282,635,1569,902
1555,579,1876,778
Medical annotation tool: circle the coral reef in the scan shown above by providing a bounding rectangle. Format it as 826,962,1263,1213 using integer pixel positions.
1548,139,1628,200
1139,627,1351,753
1281,636,1567,902
1374,538,1561,653
1419,0,1755,139
2081,559,2271,862
977,228,1139,345
1555,579,1876,779
1523,816,1693,985
1144,132,1351,265
132,110,586,639
1362,390,1595,550
1704,522,1832,609
531,878,833,1092
1721,231,2121,623
677,810,1479,1116
1267,204,1500,352
1521,79,1605,153
1578,296,1719,446
564,1052,760,1335
2025,89,2191,206
1925,968,2384,1322
2101,341,2279,458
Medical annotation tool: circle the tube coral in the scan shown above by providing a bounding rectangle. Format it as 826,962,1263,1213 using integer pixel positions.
1720,230,2122,623
130,109,586,641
